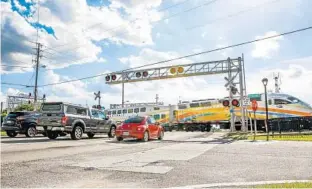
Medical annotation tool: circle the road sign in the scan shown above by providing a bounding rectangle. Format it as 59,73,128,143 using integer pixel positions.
224,76,235,88
243,97,250,106
251,100,258,112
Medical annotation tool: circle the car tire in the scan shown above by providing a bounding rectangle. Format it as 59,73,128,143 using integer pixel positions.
6,131,18,138
142,131,149,142
42,132,47,137
87,133,95,138
108,126,116,138
158,130,164,140
25,126,37,138
116,137,123,141
71,125,83,140
47,131,58,140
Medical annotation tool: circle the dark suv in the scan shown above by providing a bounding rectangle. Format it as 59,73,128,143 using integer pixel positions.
1,111,43,137
37,102,117,140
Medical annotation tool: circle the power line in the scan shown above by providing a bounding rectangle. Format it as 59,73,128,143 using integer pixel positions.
185,0,281,31
38,26,312,87
1,65,33,69
1,82,34,87
44,0,191,51
44,0,217,54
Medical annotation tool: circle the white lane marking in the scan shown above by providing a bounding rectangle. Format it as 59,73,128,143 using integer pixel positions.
164,180,312,189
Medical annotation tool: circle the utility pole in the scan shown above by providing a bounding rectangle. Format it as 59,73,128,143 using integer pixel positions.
155,94,159,104
273,72,281,93
33,42,42,106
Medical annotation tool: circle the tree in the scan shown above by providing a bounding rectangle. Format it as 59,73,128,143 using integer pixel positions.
15,104,34,111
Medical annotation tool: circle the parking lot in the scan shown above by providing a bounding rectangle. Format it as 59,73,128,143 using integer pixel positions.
1,131,312,188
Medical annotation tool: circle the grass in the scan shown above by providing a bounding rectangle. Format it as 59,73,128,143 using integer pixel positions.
1,131,7,136
226,132,312,142
252,182,312,188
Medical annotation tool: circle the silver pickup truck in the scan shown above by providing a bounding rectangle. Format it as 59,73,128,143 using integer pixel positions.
37,102,117,140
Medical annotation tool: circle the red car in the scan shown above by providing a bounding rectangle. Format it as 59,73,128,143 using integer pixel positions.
116,116,164,142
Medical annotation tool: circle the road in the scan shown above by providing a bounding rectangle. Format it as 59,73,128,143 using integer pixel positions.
1,131,312,188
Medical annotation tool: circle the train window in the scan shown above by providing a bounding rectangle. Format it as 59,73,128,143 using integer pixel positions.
140,107,146,112
268,100,272,105
128,109,133,113
190,103,200,108
154,114,160,120
178,105,187,109
112,110,116,115
117,110,122,114
107,111,111,115
123,109,127,114
154,107,160,110
200,102,211,107
161,114,166,119
134,108,139,113
275,99,290,105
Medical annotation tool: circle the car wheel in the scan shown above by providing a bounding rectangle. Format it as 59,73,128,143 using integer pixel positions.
71,125,83,140
116,137,123,141
6,131,18,138
142,131,149,142
42,132,47,137
108,126,116,138
158,130,164,140
25,126,37,137
47,131,58,140
87,133,95,138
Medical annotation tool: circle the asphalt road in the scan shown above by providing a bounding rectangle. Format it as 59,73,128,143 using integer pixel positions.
1,132,312,188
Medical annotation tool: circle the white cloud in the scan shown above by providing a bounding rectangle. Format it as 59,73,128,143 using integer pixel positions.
251,31,283,59
13,0,27,12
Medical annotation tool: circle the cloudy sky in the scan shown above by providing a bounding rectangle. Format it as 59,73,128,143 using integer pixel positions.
1,0,312,108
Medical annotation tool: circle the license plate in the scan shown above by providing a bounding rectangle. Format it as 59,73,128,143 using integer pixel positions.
5,120,13,124
123,131,129,136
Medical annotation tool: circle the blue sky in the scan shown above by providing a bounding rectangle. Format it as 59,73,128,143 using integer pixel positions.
1,0,312,107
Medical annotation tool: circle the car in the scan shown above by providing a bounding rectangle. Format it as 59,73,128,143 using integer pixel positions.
115,116,164,142
37,102,117,140
1,111,44,138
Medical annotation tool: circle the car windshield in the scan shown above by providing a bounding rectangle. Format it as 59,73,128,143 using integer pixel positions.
124,117,145,123
41,103,62,111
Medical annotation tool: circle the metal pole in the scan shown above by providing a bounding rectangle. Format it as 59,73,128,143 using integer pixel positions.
228,58,235,132
34,43,41,106
122,72,125,108
264,85,269,141
238,58,246,132
253,111,257,141
242,54,248,131
250,112,253,133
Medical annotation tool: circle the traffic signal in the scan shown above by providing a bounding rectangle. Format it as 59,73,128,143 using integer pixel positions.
222,100,230,107
231,99,240,107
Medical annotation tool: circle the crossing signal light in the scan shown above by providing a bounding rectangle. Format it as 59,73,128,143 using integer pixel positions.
222,100,230,107
232,99,240,107
136,72,141,78
143,71,148,77
111,75,117,80
105,75,110,81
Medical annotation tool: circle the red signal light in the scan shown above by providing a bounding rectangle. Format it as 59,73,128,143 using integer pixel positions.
111,75,117,80
105,75,110,81
222,100,230,107
143,71,148,77
136,72,141,78
232,99,240,107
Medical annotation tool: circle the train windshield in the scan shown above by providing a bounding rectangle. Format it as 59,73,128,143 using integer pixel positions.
271,94,312,108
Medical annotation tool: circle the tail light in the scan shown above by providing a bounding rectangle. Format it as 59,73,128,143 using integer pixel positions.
61,116,68,126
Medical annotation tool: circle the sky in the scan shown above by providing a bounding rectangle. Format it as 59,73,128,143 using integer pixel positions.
1,0,312,109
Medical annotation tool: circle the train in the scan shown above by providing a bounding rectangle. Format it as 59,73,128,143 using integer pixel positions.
105,92,312,131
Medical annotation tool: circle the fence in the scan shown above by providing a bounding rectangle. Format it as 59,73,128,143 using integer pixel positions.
268,116,312,132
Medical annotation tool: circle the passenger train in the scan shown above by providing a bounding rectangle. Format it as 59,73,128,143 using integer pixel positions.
105,92,312,127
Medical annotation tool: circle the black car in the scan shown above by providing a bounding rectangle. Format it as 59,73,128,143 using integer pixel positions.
1,111,44,138
37,102,117,140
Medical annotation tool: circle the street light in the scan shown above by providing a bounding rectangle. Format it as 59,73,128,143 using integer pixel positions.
262,78,269,141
